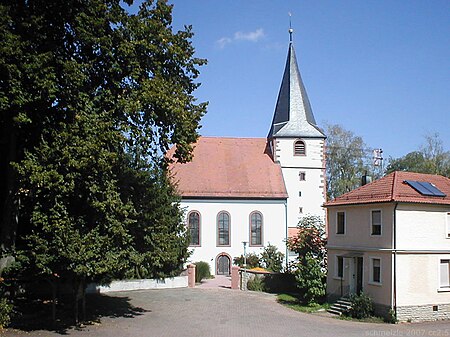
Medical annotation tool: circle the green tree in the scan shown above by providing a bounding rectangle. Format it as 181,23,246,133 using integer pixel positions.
260,244,284,273
325,124,376,199
287,215,326,304
385,133,450,177
1,0,206,323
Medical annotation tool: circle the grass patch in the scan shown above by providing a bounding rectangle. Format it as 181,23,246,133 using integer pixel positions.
339,315,385,323
277,293,330,313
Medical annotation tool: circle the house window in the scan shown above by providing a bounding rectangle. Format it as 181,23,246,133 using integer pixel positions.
299,207,303,214
217,211,230,246
250,211,263,246
371,210,382,236
188,211,200,246
298,191,302,197
299,171,306,181
440,260,450,289
447,213,450,238
294,140,306,156
370,258,381,284
336,212,345,234
336,256,344,278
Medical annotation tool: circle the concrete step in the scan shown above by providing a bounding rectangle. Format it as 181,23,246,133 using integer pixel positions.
327,297,352,316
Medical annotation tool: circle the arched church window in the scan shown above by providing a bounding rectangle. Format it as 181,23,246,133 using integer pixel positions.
294,140,306,156
217,211,230,246
188,211,200,246
250,211,263,246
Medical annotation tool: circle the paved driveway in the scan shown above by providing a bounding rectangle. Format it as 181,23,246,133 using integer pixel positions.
5,288,450,337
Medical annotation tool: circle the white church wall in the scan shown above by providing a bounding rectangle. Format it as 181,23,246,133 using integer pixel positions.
180,198,286,274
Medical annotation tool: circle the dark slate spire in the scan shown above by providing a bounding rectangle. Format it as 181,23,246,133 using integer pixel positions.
268,37,325,139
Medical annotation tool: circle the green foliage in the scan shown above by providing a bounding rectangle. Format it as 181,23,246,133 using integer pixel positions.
277,293,330,313
294,253,326,304
0,0,205,322
246,276,265,292
0,297,12,329
233,253,261,269
260,244,284,273
385,309,398,324
194,261,211,283
288,216,327,304
386,133,450,177
347,292,374,319
325,124,377,199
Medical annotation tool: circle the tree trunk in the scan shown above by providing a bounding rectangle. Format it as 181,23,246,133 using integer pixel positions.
0,121,18,273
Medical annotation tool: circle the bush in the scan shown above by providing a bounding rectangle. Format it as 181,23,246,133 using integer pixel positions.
260,244,284,273
0,298,12,329
233,253,260,269
247,276,265,292
294,253,326,304
194,261,211,283
347,292,374,319
385,309,397,324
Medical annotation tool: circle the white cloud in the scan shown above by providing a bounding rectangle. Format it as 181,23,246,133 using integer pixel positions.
216,28,265,49
234,28,265,42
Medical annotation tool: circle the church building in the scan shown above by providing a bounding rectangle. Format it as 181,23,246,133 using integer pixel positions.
169,35,326,275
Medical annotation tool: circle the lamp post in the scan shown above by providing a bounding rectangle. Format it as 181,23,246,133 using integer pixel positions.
242,241,248,290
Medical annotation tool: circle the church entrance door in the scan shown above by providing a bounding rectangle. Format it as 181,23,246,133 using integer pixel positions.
217,254,230,275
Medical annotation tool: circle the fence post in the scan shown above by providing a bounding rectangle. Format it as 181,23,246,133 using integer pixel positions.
231,266,240,290
187,264,196,288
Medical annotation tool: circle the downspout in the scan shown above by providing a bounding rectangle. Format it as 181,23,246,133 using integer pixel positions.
285,199,289,267
393,202,398,319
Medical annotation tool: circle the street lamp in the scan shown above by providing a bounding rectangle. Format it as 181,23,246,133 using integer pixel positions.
242,241,248,269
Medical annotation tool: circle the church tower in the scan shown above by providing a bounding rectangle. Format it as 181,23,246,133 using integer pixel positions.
268,33,326,228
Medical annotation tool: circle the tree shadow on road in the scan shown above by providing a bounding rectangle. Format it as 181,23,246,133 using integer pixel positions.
9,293,149,335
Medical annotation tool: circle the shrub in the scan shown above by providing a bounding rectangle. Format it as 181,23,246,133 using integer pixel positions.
0,298,12,329
294,253,326,304
194,261,211,283
260,244,284,273
247,276,265,292
385,309,397,324
347,292,374,319
233,253,260,269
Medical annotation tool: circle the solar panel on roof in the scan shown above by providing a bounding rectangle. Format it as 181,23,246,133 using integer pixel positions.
404,180,447,197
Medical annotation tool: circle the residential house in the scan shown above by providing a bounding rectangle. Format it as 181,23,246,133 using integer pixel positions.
325,171,450,321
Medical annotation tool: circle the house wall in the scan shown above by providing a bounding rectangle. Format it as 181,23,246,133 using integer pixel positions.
180,198,286,274
272,137,326,227
327,203,394,250
394,204,450,321
327,249,392,308
396,204,450,250
327,204,395,313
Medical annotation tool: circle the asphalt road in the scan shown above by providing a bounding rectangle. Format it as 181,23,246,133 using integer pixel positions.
4,288,450,337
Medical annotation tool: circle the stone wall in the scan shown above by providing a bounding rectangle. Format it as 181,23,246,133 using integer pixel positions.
397,303,450,322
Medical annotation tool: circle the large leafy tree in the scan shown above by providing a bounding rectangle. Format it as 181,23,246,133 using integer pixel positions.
325,124,377,200
0,0,206,322
385,133,450,177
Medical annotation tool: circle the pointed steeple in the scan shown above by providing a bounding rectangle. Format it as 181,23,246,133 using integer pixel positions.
268,37,325,139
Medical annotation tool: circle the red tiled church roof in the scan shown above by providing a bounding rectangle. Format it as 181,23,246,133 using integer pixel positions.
324,171,450,207
168,137,288,199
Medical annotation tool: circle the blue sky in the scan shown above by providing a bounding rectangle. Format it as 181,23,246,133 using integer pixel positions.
142,1,449,160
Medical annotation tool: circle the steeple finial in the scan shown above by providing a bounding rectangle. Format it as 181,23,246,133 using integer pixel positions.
288,12,293,43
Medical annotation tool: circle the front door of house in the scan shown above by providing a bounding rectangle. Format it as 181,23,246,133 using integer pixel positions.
349,257,363,295
217,255,230,275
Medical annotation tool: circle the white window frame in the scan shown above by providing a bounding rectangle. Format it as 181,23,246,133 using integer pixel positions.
370,209,382,236
369,257,382,285
446,213,450,239
439,259,450,291
334,255,344,279
336,211,345,235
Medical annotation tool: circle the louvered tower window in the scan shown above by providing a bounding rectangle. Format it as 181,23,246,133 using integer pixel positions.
294,140,306,156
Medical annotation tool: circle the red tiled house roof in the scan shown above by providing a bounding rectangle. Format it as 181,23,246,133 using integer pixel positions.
324,171,450,207
168,137,288,199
